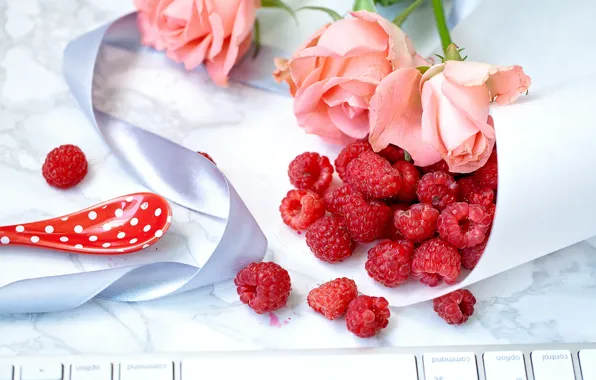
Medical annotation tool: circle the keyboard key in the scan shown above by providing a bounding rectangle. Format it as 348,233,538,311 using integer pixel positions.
423,352,478,380
20,363,63,380
71,363,112,380
120,361,173,380
531,350,575,380
0,364,12,380
579,350,596,379
483,351,527,380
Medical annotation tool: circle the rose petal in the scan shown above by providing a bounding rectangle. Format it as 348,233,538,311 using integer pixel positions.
369,68,441,166
443,61,531,105
328,104,369,139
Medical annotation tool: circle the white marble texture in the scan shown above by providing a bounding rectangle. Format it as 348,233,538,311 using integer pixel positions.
0,0,595,356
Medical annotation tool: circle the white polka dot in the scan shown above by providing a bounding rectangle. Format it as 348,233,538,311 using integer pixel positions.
142,244,150,249
60,237,69,242
75,244,83,249
89,235,98,242
130,218,138,226
102,243,111,248
115,209,123,217
154,208,162,216
31,236,40,243
154,230,163,238
141,202,148,210
126,196,133,202
61,217,68,221
1,237,9,245
15,225,24,232
103,223,112,231
143,225,151,232
117,232,126,239
74,225,83,233
88,211,97,220
45,225,54,233
167,215,172,223
129,238,138,244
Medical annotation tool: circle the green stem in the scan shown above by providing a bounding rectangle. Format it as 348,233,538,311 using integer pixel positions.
393,0,424,27
353,0,377,12
431,0,452,53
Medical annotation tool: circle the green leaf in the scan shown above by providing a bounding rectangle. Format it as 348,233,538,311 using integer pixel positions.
404,150,412,162
352,0,377,12
252,18,261,59
416,66,430,74
392,0,424,27
297,6,343,21
261,0,297,22
375,0,408,6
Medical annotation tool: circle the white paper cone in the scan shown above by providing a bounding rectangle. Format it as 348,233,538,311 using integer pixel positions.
276,0,596,306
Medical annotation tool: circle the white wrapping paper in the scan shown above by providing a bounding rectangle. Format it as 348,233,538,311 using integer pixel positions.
276,0,596,306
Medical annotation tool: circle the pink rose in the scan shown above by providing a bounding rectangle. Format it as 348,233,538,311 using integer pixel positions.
369,61,531,173
134,0,260,86
274,11,428,145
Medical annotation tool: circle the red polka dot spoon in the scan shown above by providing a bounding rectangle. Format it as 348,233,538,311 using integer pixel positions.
0,192,172,254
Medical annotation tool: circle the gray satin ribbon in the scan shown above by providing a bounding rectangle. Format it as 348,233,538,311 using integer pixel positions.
0,13,272,314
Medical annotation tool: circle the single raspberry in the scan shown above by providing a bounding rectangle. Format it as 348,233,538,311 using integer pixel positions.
346,151,401,199
474,152,498,190
466,187,495,209
305,216,355,263
392,161,420,202
384,203,409,240
42,144,88,189
433,289,476,325
416,172,459,211
365,240,414,287
437,202,492,249
411,238,461,287
288,152,334,194
279,189,325,231
419,160,453,175
234,262,291,314
346,295,391,338
307,278,358,320
457,177,479,201
197,151,216,164
343,194,392,243
461,237,488,270
324,185,356,214
334,140,372,181
394,203,439,243
378,144,405,163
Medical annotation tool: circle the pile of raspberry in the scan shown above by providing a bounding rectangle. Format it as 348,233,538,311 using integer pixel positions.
279,140,498,288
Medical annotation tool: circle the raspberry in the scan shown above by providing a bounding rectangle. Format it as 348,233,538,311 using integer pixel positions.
466,187,495,209
411,238,461,287
416,172,459,211
197,151,216,164
457,177,479,201
392,161,420,202
279,189,325,231
334,140,372,181
42,144,88,189
346,151,401,199
343,194,392,243
378,144,405,163
305,216,355,263
365,240,414,287
419,160,452,175
461,236,488,270
346,295,390,338
324,185,356,214
288,152,334,194
437,202,492,249
474,152,498,190
234,262,291,314
384,203,409,240
394,203,439,243
433,289,476,325
307,278,358,320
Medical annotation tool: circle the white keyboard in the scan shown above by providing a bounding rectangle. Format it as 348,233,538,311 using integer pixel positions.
1,343,596,379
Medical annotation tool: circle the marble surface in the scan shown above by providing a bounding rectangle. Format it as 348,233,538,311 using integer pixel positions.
0,0,595,357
